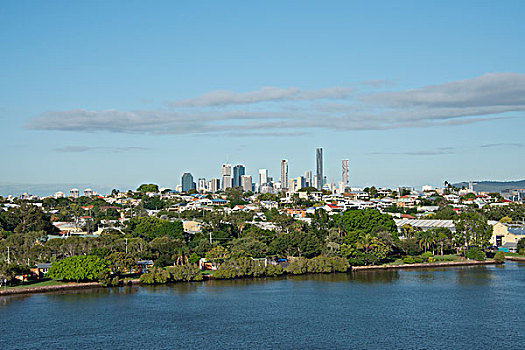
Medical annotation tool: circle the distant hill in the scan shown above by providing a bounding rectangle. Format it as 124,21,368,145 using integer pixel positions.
453,180,525,193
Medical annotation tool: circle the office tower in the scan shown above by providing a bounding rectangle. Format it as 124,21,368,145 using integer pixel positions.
197,178,206,192
316,148,323,190
233,165,246,188
83,188,93,197
259,169,268,186
305,171,312,188
241,175,252,192
222,163,232,190
210,178,221,193
69,188,79,198
281,159,288,190
296,176,306,190
181,172,195,192
288,179,296,193
342,159,349,186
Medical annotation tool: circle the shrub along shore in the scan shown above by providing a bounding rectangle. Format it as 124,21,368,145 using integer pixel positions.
0,256,508,296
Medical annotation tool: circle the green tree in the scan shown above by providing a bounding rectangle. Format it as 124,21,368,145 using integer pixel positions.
137,184,159,193
48,255,110,282
125,217,184,241
334,209,398,238
454,211,493,252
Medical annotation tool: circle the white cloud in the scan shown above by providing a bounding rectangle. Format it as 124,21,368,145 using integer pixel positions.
170,86,354,107
26,73,525,136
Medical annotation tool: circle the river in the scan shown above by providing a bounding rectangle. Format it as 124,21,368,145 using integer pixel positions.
1,262,524,349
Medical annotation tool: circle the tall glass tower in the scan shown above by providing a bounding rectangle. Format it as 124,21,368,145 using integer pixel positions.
233,165,246,188
316,148,323,190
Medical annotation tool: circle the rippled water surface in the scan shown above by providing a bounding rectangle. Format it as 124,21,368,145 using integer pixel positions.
1,262,524,349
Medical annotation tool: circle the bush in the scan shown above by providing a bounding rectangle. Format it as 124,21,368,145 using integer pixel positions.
421,252,433,259
167,265,203,282
265,264,284,277
493,251,506,263
413,257,424,263
465,248,486,261
403,256,415,264
139,267,171,284
286,258,309,275
306,257,349,273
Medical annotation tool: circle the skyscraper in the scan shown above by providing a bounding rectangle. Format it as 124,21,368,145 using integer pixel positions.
259,169,268,186
210,178,220,193
281,159,288,190
182,172,195,192
197,178,206,192
342,159,349,186
241,175,252,192
233,164,246,188
316,148,323,190
222,163,232,190
305,171,312,188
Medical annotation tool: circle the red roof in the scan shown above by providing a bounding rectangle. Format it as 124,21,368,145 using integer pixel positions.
401,214,416,219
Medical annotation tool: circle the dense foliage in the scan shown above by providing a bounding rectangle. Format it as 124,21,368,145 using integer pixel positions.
48,255,110,282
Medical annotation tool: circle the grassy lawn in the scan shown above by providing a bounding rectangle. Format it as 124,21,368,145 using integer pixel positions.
5,279,67,290
504,252,525,257
382,254,463,266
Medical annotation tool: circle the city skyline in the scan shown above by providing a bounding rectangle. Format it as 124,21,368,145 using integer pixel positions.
1,1,525,196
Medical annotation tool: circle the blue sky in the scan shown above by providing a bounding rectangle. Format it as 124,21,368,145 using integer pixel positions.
1,0,525,196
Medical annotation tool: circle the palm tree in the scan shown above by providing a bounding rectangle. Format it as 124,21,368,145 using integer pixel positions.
356,233,379,253
418,230,437,253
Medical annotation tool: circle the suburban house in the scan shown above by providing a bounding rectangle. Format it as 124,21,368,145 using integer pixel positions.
490,222,525,252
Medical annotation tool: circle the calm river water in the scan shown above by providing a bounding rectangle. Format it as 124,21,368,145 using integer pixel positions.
1,262,524,349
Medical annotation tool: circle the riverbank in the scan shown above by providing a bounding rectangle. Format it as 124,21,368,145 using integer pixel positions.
1,260,505,296
0,279,142,296
352,259,502,271
505,256,525,261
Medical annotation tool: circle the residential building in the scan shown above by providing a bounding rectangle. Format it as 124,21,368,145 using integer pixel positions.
491,222,525,252
69,188,79,198
84,188,94,197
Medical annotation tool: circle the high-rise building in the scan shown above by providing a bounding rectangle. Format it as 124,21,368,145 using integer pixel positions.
281,159,288,190
316,148,323,190
233,165,246,188
259,169,268,186
296,176,306,190
210,178,221,193
241,175,252,192
305,171,312,188
181,172,195,192
222,163,232,190
342,159,349,187
288,179,296,193
84,188,93,197
197,178,207,192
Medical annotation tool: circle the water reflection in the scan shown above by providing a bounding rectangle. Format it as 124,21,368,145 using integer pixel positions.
350,270,401,284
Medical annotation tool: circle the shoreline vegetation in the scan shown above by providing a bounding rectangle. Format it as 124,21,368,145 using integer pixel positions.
2,185,524,299
0,259,507,296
